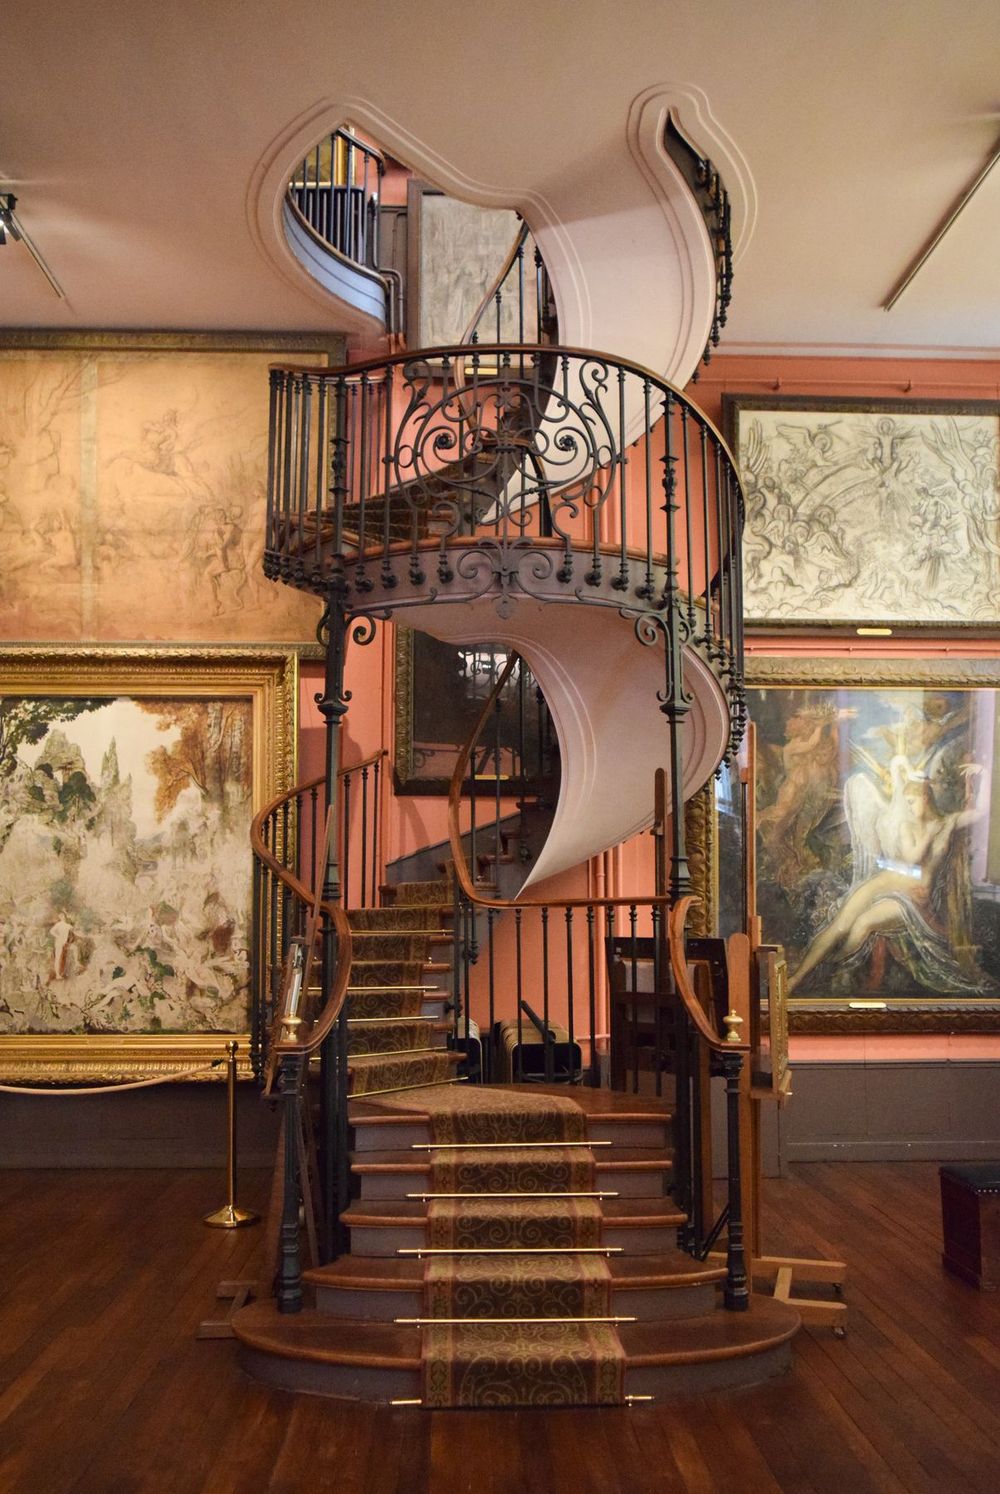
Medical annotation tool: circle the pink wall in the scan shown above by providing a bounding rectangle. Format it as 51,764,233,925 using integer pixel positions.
296,349,1000,1059
697,352,1000,1061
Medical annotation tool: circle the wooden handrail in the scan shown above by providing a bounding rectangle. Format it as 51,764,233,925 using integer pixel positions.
668,896,749,1054
250,749,387,1059
457,219,532,349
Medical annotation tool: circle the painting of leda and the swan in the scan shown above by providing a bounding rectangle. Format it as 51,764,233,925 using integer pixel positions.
750,684,1000,1012
0,693,252,1036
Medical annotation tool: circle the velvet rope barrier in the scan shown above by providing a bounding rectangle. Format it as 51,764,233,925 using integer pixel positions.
0,1060,224,1095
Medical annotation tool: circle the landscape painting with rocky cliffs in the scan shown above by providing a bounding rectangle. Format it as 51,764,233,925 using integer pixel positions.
0,694,252,1035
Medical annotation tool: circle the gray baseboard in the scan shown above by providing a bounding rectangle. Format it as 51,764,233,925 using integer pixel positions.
0,1084,281,1168
780,1060,1000,1163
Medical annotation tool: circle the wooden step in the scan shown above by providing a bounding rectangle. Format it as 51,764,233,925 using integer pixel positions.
340,1196,685,1258
232,1295,800,1403
349,1085,673,1153
305,1251,724,1324
350,1146,672,1200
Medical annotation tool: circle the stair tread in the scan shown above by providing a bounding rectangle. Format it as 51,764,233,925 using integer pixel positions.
342,1198,685,1227
232,1303,421,1368
233,1295,799,1371
350,1083,673,1124
350,1146,673,1174
348,1051,464,1071
619,1298,801,1364
305,1251,726,1292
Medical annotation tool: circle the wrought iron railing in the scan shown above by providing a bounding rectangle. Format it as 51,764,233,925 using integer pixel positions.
663,114,733,381
445,656,750,1309
264,343,746,755
249,749,386,1079
288,127,384,271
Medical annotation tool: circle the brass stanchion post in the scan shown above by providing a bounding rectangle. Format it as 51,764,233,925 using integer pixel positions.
204,1040,259,1229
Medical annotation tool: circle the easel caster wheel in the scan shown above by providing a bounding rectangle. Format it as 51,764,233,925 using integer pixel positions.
833,1282,844,1296
833,1326,847,1339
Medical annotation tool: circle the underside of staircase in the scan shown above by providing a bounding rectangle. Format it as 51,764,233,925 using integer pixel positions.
233,881,800,1407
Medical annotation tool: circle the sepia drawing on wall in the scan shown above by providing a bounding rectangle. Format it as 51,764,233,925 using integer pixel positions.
724,396,1000,627
0,341,332,645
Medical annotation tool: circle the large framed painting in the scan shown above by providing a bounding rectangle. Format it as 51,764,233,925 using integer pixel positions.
747,657,1000,1033
0,648,296,1079
0,331,340,647
723,394,1000,630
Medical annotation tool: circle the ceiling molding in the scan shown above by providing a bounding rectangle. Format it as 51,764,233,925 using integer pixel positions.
627,83,757,264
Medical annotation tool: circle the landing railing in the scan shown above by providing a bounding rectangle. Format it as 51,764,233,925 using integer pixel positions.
264,343,746,754
664,113,734,381
288,127,384,272
447,653,750,1310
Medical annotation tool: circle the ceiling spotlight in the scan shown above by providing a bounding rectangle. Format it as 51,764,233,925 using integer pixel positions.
0,193,23,245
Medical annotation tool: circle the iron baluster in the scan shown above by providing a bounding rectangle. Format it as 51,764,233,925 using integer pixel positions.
722,1050,750,1310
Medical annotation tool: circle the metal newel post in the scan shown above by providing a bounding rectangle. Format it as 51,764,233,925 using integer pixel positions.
722,1049,750,1311
276,1053,305,1313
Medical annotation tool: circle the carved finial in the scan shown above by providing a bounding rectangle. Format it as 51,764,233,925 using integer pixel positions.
723,1009,744,1044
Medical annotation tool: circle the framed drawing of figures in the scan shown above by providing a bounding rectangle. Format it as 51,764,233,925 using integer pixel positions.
747,658,1000,1032
0,649,296,1079
0,332,339,647
723,395,1000,629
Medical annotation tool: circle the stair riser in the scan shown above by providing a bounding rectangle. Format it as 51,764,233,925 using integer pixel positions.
313,1280,718,1323
350,1119,669,1154
239,1336,793,1405
346,1222,679,1257
353,1168,672,1202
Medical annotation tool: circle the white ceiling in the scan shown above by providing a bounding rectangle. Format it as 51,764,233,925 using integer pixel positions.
2,0,999,358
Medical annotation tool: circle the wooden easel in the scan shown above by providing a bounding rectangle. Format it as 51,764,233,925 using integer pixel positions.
710,726,848,1334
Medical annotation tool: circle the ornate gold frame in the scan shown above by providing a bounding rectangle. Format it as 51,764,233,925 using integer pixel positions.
0,647,297,1079
746,654,1000,1033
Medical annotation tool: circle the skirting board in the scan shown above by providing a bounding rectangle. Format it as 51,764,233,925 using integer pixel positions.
780,1060,1000,1163
0,1084,281,1169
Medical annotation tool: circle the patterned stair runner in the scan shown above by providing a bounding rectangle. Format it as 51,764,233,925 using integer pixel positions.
345,880,459,1099
363,1085,627,1408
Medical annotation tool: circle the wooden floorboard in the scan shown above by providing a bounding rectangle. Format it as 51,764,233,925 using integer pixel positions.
1,1162,999,1493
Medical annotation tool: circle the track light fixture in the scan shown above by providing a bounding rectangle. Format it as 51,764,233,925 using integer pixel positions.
0,193,22,245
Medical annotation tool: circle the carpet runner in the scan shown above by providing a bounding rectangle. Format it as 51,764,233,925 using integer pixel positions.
346,883,626,1406
357,1080,626,1407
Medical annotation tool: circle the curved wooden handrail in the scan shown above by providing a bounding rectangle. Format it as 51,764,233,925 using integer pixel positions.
669,895,748,1054
266,340,744,479
251,749,387,1058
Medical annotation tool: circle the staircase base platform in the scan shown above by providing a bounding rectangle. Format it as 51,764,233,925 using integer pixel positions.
233,1295,799,1404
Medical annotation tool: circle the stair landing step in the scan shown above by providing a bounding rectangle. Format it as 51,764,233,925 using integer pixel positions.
351,1146,672,1175
342,1198,685,1228
305,1251,726,1293
233,1296,800,1402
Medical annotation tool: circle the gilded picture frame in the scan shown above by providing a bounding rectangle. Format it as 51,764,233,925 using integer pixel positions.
0,648,297,1079
747,656,1000,1033
723,394,1000,632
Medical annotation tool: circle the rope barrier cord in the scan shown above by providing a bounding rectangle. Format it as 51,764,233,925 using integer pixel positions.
0,1060,224,1097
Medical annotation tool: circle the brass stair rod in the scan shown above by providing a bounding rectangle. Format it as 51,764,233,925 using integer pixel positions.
204,1041,260,1230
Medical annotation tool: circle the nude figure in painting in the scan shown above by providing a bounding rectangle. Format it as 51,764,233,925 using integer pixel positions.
787,757,988,994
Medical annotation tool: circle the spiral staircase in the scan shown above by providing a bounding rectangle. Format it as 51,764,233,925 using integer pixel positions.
230,124,801,1406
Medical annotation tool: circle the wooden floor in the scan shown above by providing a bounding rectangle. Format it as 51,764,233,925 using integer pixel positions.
1,1163,999,1493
